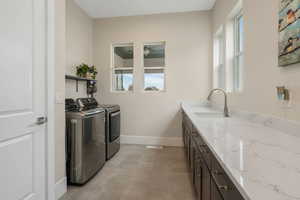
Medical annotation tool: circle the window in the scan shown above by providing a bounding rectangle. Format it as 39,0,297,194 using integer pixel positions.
112,43,134,92
233,12,244,91
143,42,166,91
213,28,225,89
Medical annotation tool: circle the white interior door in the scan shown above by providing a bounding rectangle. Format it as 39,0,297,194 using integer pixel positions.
0,0,47,199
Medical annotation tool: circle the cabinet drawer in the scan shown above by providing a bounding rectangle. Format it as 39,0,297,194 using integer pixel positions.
193,134,211,169
183,116,195,134
194,133,205,146
211,157,244,200
199,145,212,170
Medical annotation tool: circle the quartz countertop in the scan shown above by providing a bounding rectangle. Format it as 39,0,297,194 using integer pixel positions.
181,102,300,200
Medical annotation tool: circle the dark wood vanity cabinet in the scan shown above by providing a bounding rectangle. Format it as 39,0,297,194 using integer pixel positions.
182,111,245,200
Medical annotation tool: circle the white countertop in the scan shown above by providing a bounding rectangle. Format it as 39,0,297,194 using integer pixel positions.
181,102,300,200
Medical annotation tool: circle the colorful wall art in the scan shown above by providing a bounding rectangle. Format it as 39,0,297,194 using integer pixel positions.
279,0,300,66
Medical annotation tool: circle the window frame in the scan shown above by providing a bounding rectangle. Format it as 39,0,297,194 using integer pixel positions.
111,42,135,93
142,41,166,93
232,11,244,92
213,27,226,90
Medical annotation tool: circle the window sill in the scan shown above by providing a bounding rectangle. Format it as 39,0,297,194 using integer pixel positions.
142,90,166,94
227,90,243,95
110,91,134,94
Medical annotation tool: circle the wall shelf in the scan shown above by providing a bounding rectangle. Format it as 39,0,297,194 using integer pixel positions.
65,75,97,92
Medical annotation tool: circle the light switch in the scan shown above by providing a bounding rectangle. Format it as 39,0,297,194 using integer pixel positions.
276,86,290,101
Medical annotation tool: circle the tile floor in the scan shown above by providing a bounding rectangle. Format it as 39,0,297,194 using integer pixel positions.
60,144,196,200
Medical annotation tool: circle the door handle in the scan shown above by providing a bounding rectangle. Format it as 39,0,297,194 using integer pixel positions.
36,117,47,125
110,111,120,117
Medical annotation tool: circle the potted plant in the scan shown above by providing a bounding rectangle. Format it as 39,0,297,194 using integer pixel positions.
76,63,90,78
75,63,98,80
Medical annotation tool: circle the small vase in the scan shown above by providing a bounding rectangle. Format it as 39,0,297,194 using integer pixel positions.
79,74,87,78
86,72,92,79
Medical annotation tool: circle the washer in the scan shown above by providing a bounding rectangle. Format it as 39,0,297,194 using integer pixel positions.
65,98,106,185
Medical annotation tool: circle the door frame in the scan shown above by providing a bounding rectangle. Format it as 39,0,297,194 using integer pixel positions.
46,0,56,199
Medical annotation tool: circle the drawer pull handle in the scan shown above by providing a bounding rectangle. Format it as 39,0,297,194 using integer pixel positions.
218,185,230,191
213,170,224,175
201,149,209,154
199,146,209,154
212,174,232,192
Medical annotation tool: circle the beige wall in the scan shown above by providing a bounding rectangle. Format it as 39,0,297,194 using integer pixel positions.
55,0,66,182
212,0,300,121
55,0,95,181
93,11,212,138
66,0,94,99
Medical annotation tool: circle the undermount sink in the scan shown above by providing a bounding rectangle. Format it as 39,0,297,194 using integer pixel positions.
194,112,225,118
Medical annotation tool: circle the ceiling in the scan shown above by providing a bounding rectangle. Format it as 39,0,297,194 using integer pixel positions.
74,0,216,18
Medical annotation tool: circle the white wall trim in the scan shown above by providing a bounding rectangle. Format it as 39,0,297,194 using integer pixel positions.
46,0,56,199
55,177,67,200
121,135,183,147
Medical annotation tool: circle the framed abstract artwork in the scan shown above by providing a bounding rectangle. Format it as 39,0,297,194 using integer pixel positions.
279,0,300,66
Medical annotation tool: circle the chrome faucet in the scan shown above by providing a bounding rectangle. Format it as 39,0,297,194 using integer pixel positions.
207,88,230,117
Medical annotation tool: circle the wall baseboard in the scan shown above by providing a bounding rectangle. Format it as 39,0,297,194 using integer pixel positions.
55,177,67,200
120,135,183,147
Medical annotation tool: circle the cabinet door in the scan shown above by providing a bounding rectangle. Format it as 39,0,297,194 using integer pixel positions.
186,131,191,166
182,122,187,149
182,118,189,158
182,112,188,148
182,121,185,146
186,133,189,157
211,178,224,200
190,140,195,177
201,145,212,170
202,164,211,200
194,155,202,200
